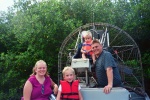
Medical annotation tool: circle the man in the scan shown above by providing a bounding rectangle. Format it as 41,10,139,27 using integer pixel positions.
91,39,122,94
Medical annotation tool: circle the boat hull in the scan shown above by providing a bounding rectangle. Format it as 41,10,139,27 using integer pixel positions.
80,87,149,100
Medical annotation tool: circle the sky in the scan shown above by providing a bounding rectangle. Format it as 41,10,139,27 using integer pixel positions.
0,0,14,12
0,0,44,12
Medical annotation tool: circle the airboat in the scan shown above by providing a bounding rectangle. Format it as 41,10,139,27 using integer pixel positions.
58,22,150,100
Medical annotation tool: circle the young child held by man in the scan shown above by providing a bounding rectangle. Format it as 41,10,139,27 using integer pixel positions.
56,66,83,100
81,30,96,64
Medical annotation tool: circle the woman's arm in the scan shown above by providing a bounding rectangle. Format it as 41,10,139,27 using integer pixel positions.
23,80,32,100
50,78,58,94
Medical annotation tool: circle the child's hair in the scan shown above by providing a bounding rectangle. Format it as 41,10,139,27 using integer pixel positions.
82,30,92,38
62,66,75,76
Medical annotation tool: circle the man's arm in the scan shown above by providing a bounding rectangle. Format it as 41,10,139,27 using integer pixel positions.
103,67,113,94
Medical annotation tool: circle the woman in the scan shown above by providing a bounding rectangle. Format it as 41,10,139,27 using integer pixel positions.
22,60,58,100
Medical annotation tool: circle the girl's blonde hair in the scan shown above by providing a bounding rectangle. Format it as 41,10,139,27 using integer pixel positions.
82,30,92,38
62,66,75,76
30,60,49,76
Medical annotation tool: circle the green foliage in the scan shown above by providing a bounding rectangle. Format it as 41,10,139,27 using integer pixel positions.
123,0,150,50
94,0,115,24
142,51,150,79
125,60,139,67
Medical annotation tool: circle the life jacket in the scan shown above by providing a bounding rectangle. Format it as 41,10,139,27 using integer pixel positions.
60,80,79,100
82,42,93,55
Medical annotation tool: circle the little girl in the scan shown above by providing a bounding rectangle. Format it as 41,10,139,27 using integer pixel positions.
56,66,83,100
81,31,96,63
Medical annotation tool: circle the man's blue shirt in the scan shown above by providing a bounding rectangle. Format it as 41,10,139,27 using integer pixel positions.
95,50,122,87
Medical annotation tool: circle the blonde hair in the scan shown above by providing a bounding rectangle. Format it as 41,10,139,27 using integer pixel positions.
62,66,75,76
30,60,49,76
82,30,92,38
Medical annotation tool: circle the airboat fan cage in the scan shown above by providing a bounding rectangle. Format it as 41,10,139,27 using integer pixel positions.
58,22,144,89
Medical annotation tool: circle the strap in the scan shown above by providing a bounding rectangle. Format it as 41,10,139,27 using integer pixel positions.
61,98,79,100
83,43,91,46
62,92,78,95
